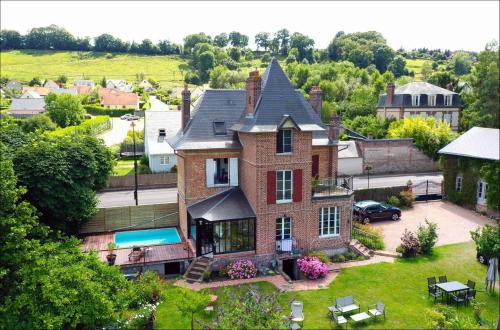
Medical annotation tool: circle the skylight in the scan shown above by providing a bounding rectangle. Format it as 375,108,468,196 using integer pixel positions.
213,121,226,135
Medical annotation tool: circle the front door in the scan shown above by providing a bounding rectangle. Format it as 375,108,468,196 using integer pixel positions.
196,220,214,257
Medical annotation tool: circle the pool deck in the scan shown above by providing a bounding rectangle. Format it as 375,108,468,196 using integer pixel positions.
81,227,194,266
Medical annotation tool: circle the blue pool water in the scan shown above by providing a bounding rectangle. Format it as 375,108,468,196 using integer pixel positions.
115,228,181,248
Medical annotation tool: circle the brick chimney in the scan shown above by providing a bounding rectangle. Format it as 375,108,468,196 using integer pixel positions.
328,113,341,142
181,84,191,130
309,85,323,114
386,82,395,105
245,70,261,117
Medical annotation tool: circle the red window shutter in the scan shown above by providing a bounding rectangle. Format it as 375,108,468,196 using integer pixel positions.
293,169,302,202
267,171,276,204
312,155,319,178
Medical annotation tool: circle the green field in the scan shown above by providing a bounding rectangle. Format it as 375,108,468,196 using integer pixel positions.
0,50,190,89
406,58,432,80
155,242,499,329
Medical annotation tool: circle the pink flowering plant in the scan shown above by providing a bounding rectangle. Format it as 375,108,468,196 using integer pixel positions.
297,256,329,280
226,260,258,279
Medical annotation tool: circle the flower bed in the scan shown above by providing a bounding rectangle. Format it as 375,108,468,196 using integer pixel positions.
226,260,258,279
297,256,329,280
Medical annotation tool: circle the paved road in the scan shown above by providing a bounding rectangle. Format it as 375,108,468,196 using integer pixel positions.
97,187,177,208
97,117,144,147
352,172,443,190
149,96,170,111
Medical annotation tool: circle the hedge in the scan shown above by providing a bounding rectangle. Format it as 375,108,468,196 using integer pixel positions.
84,105,136,117
48,116,111,137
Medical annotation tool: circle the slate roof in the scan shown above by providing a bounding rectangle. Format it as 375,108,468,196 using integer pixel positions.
232,58,324,133
144,110,182,155
9,98,46,112
188,187,256,221
74,80,95,87
168,89,246,150
438,127,499,161
378,81,461,108
51,88,78,95
170,58,329,150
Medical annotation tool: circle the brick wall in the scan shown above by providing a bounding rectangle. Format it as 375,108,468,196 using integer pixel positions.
358,139,439,174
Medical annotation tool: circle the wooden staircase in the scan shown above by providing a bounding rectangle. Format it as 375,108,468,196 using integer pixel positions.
349,239,374,259
184,256,212,283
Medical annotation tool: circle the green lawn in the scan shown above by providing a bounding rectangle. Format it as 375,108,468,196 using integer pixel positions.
406,59,432,81
0,50,189,90
155,242,499,329
113,159,134,176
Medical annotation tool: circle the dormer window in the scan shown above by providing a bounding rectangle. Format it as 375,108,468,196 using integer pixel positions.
444,95,453,106
277,129,292,154
411,94,420,107
213,121,226,135
428,95,436,106
159,128,166,137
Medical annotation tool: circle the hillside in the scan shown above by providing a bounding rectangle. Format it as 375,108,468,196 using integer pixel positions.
0,50,190,89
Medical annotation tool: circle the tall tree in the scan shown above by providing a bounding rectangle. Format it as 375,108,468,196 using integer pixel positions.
373,44,395,72
183,33,211,54
0,29,23,49
213,33,229,48
254,32,270,51
45,93,85,128
289,32,315,62
275,29,290,55
228,31,249,47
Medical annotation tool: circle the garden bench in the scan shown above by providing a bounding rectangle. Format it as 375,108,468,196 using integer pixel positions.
336,296,360,314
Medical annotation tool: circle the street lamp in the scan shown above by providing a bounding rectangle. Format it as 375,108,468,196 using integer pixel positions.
365,165,373,190
131,121,139,206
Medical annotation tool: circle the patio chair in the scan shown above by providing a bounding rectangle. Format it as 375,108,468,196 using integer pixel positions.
331,310,348,329
335,296,360,313
451,290,467,307
128,247,145,261
465,289,476,305
368,301,386,320
438,275,448,283
429,286,443,302
467,280,476,289
290,301,304,327
427,277,437,290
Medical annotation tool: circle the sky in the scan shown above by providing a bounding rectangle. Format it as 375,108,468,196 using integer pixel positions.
1,1,499,52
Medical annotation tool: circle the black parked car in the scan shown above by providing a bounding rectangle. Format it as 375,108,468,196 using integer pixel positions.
353,200,401,224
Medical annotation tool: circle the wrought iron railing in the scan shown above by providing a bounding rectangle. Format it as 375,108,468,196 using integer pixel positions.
275,237,303,255
312,175,353,198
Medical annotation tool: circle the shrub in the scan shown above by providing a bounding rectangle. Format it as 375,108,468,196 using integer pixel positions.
218,266,228,278
400,229,420,257
307,250,329,264
345,251,358,260
387,195,400,207
123,302,159,330
84,105,136,117
399,190,415,208
139,155,149,166
226,260,258,279
331,254,346,263
47,116,111,137
297,256,329,280
417,219,438,255
352,222,385,250
129,272,163,308
470,224,500,259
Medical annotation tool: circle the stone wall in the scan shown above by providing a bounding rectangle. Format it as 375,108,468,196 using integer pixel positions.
357,138,439,174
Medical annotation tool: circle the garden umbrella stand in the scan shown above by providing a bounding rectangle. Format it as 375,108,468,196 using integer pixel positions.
485,258,499,293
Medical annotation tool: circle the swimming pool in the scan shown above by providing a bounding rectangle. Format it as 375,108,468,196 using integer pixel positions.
115,228,181,248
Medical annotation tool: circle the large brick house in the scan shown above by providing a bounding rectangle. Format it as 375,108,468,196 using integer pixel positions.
170,59,354,270
376,82,461,132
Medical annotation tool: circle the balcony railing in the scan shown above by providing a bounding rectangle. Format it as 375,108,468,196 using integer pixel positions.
312,175,353,198
275,237,303,255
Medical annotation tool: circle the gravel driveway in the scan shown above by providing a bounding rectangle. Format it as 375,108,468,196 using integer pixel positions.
371,201,495,251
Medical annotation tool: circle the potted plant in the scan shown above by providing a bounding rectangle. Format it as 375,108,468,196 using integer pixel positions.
106,242,117,265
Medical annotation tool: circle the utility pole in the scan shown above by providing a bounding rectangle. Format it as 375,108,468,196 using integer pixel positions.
131,121,139,206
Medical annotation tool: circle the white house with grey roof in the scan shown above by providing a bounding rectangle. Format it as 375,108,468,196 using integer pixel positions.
144,110,182,172
377,82,461,131
8,98,46,118
439,127,499,215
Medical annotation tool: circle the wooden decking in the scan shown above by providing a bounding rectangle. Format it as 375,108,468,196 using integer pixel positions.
81,227,194,267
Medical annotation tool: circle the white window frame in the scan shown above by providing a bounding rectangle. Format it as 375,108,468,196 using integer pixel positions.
276,217,292,241
206,157,238,188
159,155,170,165
411,94,420,107
455,175,462,192
428,94,437,106
319,206,340,237
477,180,488,205
444,95,453,106
276,170,293,204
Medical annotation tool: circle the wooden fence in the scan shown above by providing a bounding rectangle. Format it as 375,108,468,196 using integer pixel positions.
80,203,178,234
105,173,177,190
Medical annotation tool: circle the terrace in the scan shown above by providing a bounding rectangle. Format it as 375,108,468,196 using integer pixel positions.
312,175,353,199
